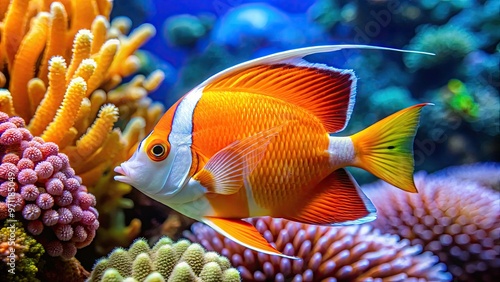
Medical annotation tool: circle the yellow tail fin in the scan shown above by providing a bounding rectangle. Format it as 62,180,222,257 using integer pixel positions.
350,103,431,192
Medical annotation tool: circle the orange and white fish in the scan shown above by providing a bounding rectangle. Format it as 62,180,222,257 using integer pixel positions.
114,45,432,258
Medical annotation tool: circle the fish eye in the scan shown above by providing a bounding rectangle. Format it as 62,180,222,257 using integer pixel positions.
147,140,169,161
152,145,165,156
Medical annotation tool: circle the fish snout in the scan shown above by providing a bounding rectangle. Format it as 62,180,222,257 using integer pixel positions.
114,165,126,176
114,164,133,185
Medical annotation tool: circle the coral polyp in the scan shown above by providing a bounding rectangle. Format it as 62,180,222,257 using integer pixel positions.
88,237,241,282
364,167,500,281
0,111,99,259
184,217,451,281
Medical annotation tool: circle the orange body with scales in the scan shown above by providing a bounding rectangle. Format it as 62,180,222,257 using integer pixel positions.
114,45,432,258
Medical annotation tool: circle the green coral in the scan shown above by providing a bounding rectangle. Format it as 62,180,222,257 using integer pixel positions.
108,248,133,277
89,237,240,282
199,262,222,282
163,14,211,47
0,221,44,282
179,243,205,275
368,86,420,119
404,24,478,71
153,245,177,278
307,0,341,29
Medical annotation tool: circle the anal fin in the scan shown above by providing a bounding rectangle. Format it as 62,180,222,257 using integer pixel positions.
286,168,376,225
202,217,298,259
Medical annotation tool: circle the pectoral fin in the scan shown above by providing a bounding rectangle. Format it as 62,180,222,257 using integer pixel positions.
202,217,298,259
193,126,282,195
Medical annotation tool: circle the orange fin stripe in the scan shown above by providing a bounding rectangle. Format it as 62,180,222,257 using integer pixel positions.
193,125,282,195
202,217,297,259
351,103,432,193
204,63,356,133
283,168,376,225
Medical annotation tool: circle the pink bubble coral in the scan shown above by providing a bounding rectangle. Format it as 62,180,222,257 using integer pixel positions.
184,217,451,281
35,161,54,179
363,165,500,281
20,184,40,201
0,111,99,259
22,204,41,220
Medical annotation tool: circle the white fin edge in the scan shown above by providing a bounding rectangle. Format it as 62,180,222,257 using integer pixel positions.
199,44,435,88
201,218,300,260
330,170,377,226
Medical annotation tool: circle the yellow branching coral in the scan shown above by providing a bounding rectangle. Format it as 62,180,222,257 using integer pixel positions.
66,29,94,83
0,89,15,116
1,0,30,68
38,2,67,84
27,78,47,115
76,104,119,158
10,12,50,120
0,0,165,254
29,55,68,135
42,76,87,143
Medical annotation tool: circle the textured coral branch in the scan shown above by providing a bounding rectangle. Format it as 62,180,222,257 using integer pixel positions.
76,104,118,158
91,16,110,54
42,77,87,143
68,0,99,48
144,70,166,92
74,98,92,134
27,78,47,116
87,39,120,94
66,29,93,83
1,0,30,69
95,0,113,18
9,13,50,121
89,90,107,119
29,56,68,136
73,58,97,82
0,1,9,21
0,89,15,116
122,117,146,157
38,2,68,84
77,129,121,173
58,127,79,149
108,23,156,77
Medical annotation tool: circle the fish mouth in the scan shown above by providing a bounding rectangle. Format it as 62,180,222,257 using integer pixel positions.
114,165,133,185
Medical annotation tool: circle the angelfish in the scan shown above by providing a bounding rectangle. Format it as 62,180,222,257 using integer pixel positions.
114,45,432,258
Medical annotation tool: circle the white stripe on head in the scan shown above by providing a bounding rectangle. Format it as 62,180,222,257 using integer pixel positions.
169,87,204,145
153,86,204,203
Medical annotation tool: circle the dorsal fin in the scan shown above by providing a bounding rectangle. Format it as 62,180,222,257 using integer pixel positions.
199,45,433,133
205,61,356,133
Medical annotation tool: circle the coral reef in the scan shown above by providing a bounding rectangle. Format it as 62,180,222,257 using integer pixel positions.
88,237,240,282
0,111,98,259
184,217,451,281
403,25,478,71
0,0,165,255
0,221,44,281
367,86,420,122
37,256,90,282
434,162,500,191
363,167,500,281
163,14,214,47
212,3,292,48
